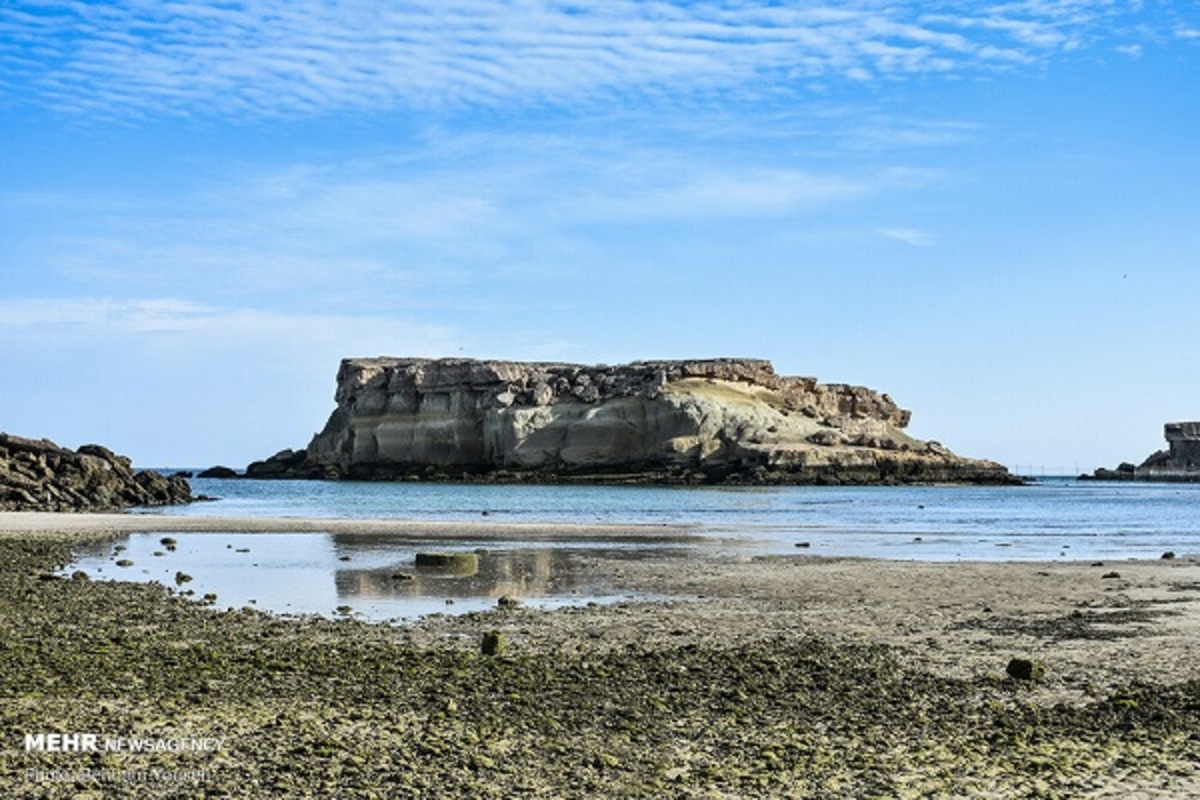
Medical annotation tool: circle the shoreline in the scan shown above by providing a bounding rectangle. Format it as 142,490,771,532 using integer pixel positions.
0,510,697,539
3,515,1198,796
6,512,1199,690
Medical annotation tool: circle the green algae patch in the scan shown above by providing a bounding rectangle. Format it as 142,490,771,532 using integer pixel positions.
1,536,1198,798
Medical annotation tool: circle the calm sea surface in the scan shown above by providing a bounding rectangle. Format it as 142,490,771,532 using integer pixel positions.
70,477,1197,621
139,476,1200,562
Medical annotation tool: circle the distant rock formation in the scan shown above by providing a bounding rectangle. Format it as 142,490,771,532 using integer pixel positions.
248,357,1016,486
1085,422,1200,482
0,433,192,512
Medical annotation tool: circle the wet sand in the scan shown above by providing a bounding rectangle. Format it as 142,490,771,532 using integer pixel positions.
2,513,1198,798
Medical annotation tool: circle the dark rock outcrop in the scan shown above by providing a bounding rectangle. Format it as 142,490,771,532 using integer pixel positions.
198,465,239,479
1084,422,1200,482
250,357,1017,486
0,433,192,512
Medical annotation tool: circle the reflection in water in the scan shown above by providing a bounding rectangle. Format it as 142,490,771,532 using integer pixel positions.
337,548,599,604
64,532,690,622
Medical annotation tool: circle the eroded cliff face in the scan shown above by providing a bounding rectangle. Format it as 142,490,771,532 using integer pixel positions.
250,358,1016,485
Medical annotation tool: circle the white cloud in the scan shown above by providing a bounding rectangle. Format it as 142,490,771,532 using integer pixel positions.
0,297,210,332
0,296,462,353
878,227,936,247
10,138,913,307
0,0,1137,118
567,166,870,222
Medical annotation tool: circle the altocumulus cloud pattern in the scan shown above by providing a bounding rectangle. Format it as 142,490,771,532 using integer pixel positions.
0,0,1156,118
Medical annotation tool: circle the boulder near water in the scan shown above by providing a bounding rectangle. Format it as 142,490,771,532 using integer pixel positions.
0,433,192,512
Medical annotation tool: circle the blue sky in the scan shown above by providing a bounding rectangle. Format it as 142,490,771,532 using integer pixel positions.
1,1,1197,471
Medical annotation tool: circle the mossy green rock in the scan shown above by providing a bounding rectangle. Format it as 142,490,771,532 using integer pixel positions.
415,552,479,575
481,630,506,656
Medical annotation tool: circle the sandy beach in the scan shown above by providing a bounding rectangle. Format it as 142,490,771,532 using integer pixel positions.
2,512,1198,798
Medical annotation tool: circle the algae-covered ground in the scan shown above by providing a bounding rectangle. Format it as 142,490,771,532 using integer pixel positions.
2,533,1199,798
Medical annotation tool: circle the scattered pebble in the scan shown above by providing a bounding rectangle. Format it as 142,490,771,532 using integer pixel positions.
1006,658,1045,681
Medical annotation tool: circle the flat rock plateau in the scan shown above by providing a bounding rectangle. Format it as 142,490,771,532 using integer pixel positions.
248,357,1017,485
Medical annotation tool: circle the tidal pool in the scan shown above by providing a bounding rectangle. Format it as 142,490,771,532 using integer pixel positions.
65,532,687,622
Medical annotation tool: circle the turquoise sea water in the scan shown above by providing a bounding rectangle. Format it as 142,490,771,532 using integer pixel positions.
73,477,1196,621
141,476,1200,562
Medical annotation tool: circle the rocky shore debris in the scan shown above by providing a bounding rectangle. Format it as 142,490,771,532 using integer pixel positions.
246,357,1018,486
197,465,238,479
5,533,1199,798
481,630,506,656
1006,658,1046,681
0,432,192,512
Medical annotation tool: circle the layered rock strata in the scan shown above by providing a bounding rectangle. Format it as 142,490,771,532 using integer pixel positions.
250,357,1015,485
0,433,192,511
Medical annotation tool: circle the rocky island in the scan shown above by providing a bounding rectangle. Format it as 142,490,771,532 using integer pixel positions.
1085,421,1200,482
248,357,1016,485
0,433,191,511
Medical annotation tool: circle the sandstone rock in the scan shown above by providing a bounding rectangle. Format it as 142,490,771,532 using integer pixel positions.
252,357,1016,486
0,433,191,512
